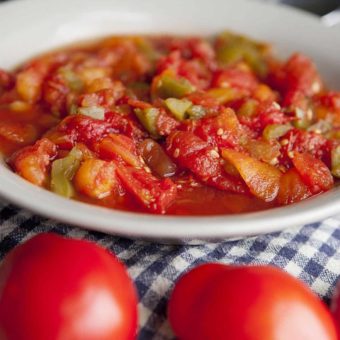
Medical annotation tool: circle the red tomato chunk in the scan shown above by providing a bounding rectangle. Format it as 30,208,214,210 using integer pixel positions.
0,32,338,215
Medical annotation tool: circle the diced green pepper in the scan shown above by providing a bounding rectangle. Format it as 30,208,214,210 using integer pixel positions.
156,74,195,99
164,98,192,121
136,38,160,63
135,107,160,137
216,31,269,77
331,146,340,178
292,108,312,129
59,68,84,92
51,147,83,198
186,105,206,120
217,44,244,66
263,124,293,141
237,99,258,117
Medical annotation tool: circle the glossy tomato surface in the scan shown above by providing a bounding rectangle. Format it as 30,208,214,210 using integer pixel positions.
168,263,337,340
0,233,138,340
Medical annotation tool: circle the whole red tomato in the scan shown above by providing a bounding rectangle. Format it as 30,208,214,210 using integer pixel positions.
168,263,337,340
0,233,138,340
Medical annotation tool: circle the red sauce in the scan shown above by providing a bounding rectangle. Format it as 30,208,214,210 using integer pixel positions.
0,33,338,215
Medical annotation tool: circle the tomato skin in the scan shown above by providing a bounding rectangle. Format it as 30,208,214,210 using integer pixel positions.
292,153,334,194
168,264,337,340
268,53,322,99
116,165,177,213
10,138,57,186
277,168,312,205
0,233,138,340
212,68,258,92
279,129,332,168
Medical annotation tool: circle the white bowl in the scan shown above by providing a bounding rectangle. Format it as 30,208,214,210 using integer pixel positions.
0,0,339,242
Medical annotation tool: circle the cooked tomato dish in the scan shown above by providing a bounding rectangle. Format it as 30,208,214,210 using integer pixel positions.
0,32,339,215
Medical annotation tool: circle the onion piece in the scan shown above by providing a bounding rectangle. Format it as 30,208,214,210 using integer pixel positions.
78,106,105,120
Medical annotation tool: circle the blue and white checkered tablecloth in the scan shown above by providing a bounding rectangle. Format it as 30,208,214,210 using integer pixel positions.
1,198,340,339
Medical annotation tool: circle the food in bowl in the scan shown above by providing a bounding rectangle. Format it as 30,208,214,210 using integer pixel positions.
0,32,338,215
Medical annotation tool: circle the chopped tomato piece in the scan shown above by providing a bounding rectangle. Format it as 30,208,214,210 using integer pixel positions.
244,138,280,164
105,111,146,140
238,100,289,135
45,114,112,149
222,149,282,201
127,98,152,110
166,131,220,177
0,122,37,145
186,91,220,110
212,67,258,92
79,87,124,108
156,50,211,90
166,131,247,194
10,138,57,186
156,50,182,75
116,166,177,213
95,134,142,167
45,111,145,150
43,72,70,115
277,168,312,205
292,153,334,194
0,69,14,91
192,108,243,149
156,110,180,137
74,159,117,199
269,53,322,97
279,129,332,168
313,92,340,126
16,69,43,104
315,91,340,111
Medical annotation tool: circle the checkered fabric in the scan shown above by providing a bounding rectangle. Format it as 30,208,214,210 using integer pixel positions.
1,198,340,339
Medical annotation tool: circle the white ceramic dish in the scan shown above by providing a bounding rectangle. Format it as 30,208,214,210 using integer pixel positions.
0,0,339,242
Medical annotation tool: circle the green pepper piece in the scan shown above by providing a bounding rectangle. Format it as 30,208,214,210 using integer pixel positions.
59,68,84,92
136,38,160,63
165,98,192,121
51,147,83,198
135,107,160,137
186,105,206,120
217,43,244,65
216,31,269,77
237,99,258,118
292,108,312,129
331,146,340,178
263,124,293,141
156,75,195,99
243,46,268,78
